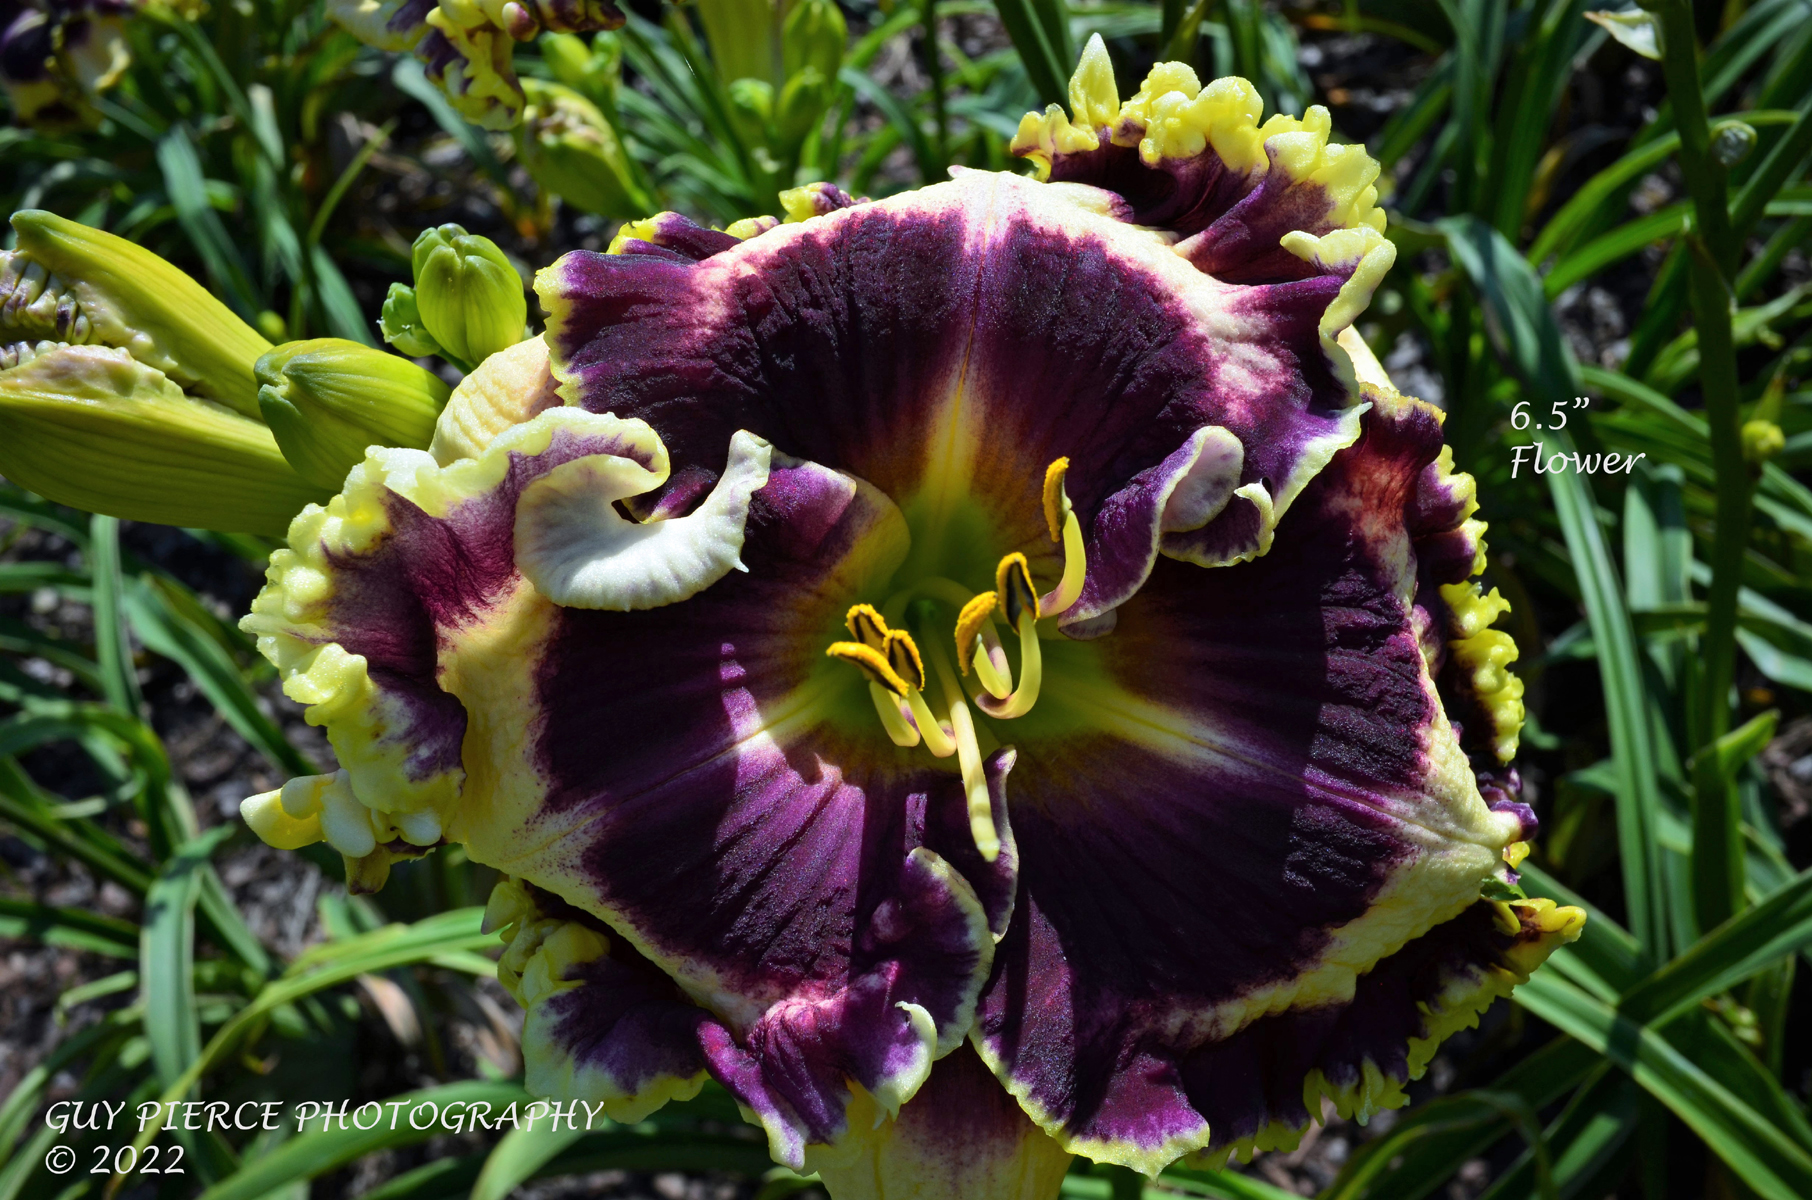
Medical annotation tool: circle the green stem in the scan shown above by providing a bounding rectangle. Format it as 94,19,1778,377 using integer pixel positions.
87,514,142,718
918,0,949,166
1102,1164,1144,1200
1656,0,1750,932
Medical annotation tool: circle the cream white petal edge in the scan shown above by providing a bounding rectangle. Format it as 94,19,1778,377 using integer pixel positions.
516,427,775,611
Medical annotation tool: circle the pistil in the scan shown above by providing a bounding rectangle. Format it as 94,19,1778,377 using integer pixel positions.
921,613,1000,861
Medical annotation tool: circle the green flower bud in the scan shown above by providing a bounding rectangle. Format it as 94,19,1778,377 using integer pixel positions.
782,0,844,85
1742,418,1785,465
727,76,776,146
380,283,446,359
4,210,273,417
515,79,652,219
1712,120,1757,168
0,341,328,535
541,31,623,114
775,66,831,148
410,225,527,367
256,339,453,490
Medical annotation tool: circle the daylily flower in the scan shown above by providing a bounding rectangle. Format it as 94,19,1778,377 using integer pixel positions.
327,0,625,128
237,39,1580,1198
0,0,135,127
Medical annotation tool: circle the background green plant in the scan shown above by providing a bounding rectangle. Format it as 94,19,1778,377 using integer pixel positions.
4,0,1812,1197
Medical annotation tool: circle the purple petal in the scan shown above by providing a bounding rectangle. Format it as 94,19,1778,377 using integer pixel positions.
973,397,1554,1170
538,169,1370,626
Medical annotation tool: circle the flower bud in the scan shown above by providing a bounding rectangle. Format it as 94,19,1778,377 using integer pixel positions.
1742,418,1785,466
727,76,775,147
541,30,623,113
256,339,453,490
1712,120,1757,168
0,342,328,534
410,225,527,367
782,0,844,86
5,210,272,416
380,283,446,359
515,78,652,219
775,67,832,148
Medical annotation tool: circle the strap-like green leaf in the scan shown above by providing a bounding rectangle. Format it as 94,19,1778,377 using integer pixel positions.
1517,973,1812,1199
1620,867,1812,1025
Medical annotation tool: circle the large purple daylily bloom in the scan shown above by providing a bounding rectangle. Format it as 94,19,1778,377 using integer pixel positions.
240,40,1581,1197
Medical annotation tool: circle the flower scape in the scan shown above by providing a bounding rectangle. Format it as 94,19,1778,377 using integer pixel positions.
0,37,1584,1200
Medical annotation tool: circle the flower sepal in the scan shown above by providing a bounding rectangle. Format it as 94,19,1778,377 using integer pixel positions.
379,283,446,360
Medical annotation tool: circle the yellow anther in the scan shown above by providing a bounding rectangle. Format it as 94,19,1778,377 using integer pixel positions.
996,553,1041,628
884,629,926,693
1505,841,1530,870
827,641,910,696
846,603,890,650
954,592,998,675
978,563,1044,721
954,591,1012,699
1042,458,1071,543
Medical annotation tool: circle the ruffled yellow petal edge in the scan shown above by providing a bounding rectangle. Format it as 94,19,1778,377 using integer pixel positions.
1189,898,1586,1171
485,876,710,1122
1011,35,1386,239
607,183,861,253
1415,433,1524,765
1011,39,1395,425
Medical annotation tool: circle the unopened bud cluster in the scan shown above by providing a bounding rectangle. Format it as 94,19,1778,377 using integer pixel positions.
382,223,528,369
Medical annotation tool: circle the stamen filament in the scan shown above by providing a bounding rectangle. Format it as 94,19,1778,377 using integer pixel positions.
971,623,1013,698
869,682,921,747
978,611,1042,719
923,623,1000,862
906,688,957,757
1039,510,1087,617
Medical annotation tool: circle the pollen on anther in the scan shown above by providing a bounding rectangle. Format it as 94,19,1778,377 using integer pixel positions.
996,553,1041,627
846,603,889,650
1042,457,1071,543
954,592,998,675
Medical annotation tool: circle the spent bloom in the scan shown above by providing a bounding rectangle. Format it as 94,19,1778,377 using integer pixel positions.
232,39,1580,1197
327,0,624,128
0,0,136,127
